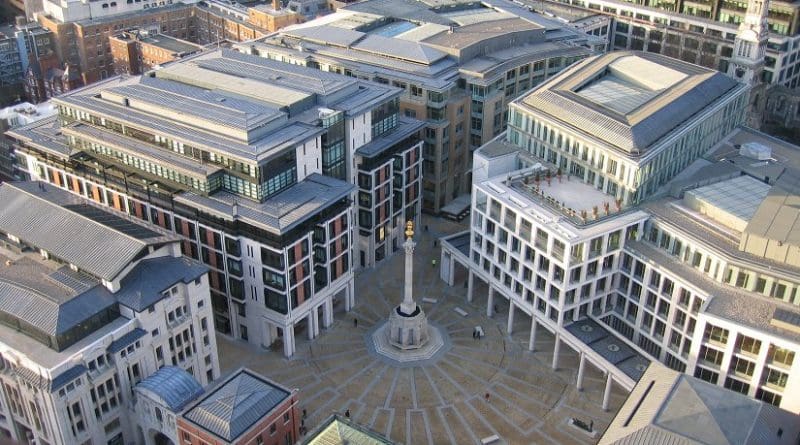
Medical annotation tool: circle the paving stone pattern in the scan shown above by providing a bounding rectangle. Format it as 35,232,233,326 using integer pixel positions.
217,216,626,445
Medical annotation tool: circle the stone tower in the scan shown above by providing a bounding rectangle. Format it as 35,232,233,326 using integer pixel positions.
728,0,771,127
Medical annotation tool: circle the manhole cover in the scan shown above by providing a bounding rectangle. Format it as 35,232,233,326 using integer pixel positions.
580,325,594,332
635,364,648,372
608,344,620,352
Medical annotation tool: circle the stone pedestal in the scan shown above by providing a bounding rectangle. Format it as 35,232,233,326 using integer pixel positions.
386,304,429,350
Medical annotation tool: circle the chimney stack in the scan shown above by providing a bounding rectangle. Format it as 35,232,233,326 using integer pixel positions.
273,0,280,10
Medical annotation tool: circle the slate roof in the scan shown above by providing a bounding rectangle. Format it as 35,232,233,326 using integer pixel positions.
115,256,208,312
107,328,147,353
137,366,204,411
50,364,88,392
600,364,800,445
0,182,177,281
183,368,291,442
517,51,744,155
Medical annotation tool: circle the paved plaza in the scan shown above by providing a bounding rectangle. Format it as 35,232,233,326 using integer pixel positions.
217,216,627,445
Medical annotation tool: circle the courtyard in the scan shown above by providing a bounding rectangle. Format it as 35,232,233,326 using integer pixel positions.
217,216,627,445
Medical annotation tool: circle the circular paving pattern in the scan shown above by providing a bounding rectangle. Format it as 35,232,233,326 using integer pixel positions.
216,218,627,444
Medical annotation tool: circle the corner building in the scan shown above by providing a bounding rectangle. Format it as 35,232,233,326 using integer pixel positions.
0,182,219,445
441,52,800,414
7,48,423,357
239,0,607,213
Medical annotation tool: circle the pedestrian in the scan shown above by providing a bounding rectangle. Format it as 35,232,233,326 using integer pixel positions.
345,409,351,418
433,240,438,247
302,408,307,419
353,318,358,328
432,259,437,268
493,304,498,314
425,225,429,232
485,392,490,402
472,329,476,339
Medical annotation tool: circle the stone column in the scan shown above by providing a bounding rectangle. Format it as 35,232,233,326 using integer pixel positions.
307,312,315,340
448,253,455,287
528,317,537,351
551,333,560,370
507,301,515,334
577,352,586,391
283,326,295,358
487,287,494,317
313,308,320,337
603,373,614,411
323,299,333,328
400,234,416,315
467,270,475,302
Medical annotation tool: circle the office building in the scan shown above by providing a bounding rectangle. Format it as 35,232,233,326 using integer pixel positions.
0,181,219,445
535,0,800,89
0,101,56,181
440,52,800,414
237,0,606,212
6,48,423,357
600,363,800,444
0,20,57,106
109,29,203,75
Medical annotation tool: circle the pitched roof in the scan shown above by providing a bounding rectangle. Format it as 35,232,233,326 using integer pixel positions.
137,366,204,411
183,368,291,442
600,364,800,445
301,414,395,444
0,182,177,281
114,255,208,312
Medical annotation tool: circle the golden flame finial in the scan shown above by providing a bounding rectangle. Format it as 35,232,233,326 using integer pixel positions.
405,220,414,239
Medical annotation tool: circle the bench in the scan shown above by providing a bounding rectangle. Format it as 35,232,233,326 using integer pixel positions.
454,307,468,317
422,297,438,304
480,435,500,444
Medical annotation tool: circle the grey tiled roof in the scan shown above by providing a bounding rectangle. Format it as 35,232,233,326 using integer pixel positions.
183,369,291,441
50,364,88,392
565,318,649,381
115,256,208,312
107,328,147,353
0,182,178,281
137,366,204,411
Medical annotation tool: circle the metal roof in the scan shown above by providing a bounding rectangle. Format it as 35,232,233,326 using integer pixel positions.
107,328,147,353
115,255,208,312
50,364,88,392
0,182,177,281
137,366,204,411
175,173,354,235
301,414,395,444
517,52,744,155
183,369,291,441
4,115,72,159
355,116,424,158
600,364,800,445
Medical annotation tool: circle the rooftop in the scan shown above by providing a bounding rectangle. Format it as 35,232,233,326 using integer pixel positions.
183,368,293,442
137,366,205,411
301,414,395,444
113,31,202,55
174,173,354,235
0,181,177,281
516,51,744,155
600,364,800,445
565,318,650,381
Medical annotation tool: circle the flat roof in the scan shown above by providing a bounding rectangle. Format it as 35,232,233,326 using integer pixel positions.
516,51,744,155
686,175,771,228
565,318,650,381
5,115,72,159
139,33,202,54
355,116,424,158
174,173,354,234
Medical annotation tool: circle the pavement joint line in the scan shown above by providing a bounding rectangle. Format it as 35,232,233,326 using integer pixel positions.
357,363,390,402
337,356,384,389
420,366,447,406
306,388,338,419
464,397,502,439
383,367,401,409
435,406,459,445
450,400,484,445
410,368,419,408
384,408,394,440
418,408,435,445
480,387,530,437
